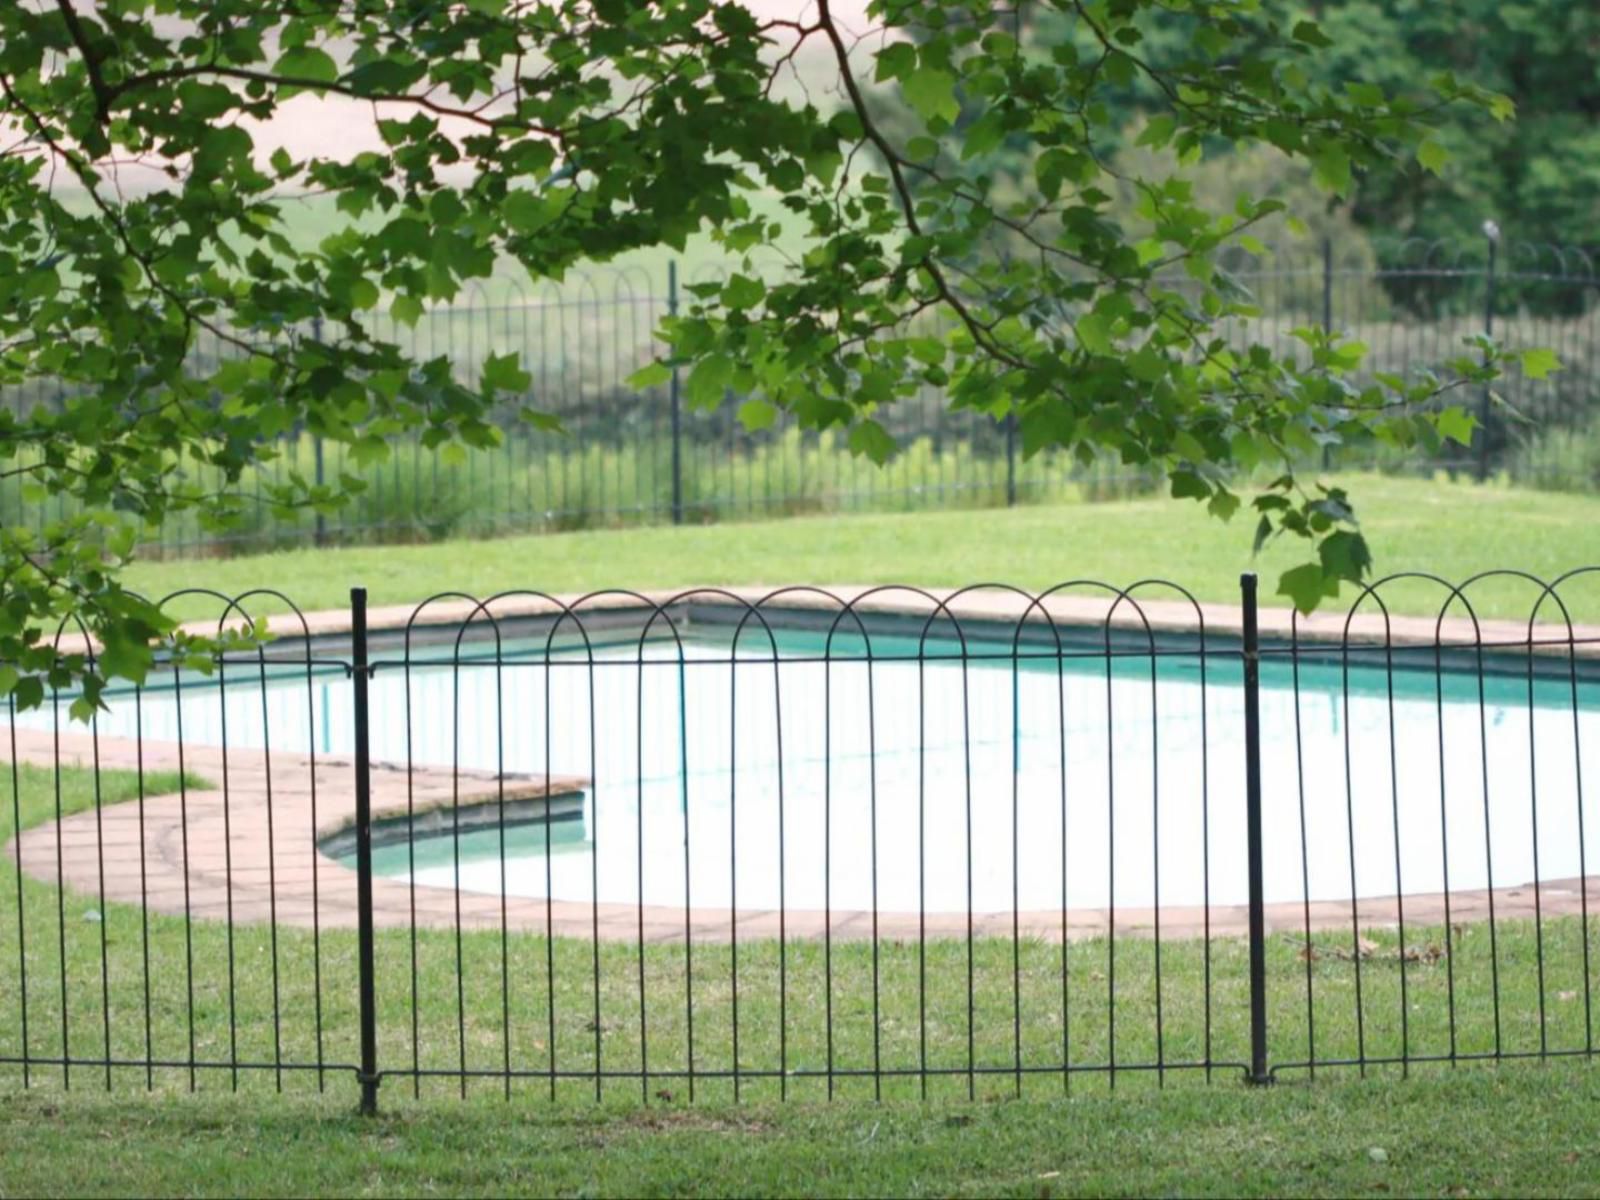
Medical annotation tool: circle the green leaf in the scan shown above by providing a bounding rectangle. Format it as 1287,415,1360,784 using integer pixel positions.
720,274,765,311
1076,311,1113,355
1135,116,1177,149
1318,530,1372,584
1312,145,1352,197
829,110,864,140
272,46,339,85
1173,431,1207,463
628,361,673,390
903,67,960,125
1135,238,1165,266
1520,348,1561,379
482,352,532,394
874,41,917,83
519,407,565,433
13,677,43,713
99,635,152,686
1208,489,1241,521
686,353,734,409
1169,469,1211,501
1416,139,1450,176
1193,25,1228,59
1103,52,1135,87
1344,82,1385,108
1435,407,1477,447
391,294,424,326
348,435,389,468
1291,20,1334,48
176,80,238,121
1252,515,1276,555
737,398,777,431
847,419,898,463
961,111,1007,161
504,191,559,236
191,125,253,184
1277,562,1339,614
348,278,379,311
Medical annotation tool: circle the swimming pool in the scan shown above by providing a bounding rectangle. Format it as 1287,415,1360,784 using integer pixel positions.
54,618,1600,921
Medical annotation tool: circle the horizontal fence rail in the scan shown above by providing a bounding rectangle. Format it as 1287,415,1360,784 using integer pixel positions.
2,570,1597,1109
3,237,1598,557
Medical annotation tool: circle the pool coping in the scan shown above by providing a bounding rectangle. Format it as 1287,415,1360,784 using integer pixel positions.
46,584,1600,665
8,720,1599,946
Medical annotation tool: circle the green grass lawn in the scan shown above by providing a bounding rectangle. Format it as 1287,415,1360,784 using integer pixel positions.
5,1063,1600,1198
4,760,1598,1196
124,473,1600,625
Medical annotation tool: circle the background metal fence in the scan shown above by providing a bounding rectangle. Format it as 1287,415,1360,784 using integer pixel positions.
3,236,1597,557
2,569,1596,1107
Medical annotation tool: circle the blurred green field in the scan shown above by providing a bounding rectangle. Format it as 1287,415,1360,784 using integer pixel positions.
122,471,1600,624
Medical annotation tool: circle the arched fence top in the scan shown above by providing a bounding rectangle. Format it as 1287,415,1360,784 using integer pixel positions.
1195,235,1600,283
1369,237,1598,281
18,571,1597,691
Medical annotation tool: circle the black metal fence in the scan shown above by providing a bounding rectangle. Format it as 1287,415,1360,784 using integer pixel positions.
3,237,1598,557
2,569,1597,1107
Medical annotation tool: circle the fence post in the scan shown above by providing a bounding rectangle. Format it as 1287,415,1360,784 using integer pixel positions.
312,318,327,546
1477,232,1498,481
668,260,684,525
313,437,327,546
1320,238,1334,471
1004,410,1017,507
1240,572,1271,1085
351,587,381,1115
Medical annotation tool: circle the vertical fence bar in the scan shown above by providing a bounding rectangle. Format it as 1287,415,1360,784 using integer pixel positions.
668,260,684,526
1478,233,1497,481
351,587,381,1115
1241,572,1271,1084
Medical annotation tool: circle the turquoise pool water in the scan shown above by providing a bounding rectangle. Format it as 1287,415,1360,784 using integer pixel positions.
53,628,1600,916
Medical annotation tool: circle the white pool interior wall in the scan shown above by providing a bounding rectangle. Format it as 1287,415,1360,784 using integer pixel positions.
58,627,1600,917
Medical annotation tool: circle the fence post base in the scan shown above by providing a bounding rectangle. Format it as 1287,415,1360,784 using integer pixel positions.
358,1074,381,1116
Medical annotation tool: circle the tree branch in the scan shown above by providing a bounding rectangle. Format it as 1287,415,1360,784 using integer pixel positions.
814,0,1029,373
54,0,112,122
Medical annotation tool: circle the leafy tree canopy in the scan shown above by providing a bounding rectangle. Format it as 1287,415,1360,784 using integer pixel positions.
858,1,1600,252
0,0,1552,713
1291,0,1600,250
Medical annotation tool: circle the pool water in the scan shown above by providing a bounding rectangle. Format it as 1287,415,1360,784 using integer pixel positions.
53,628,1600,917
